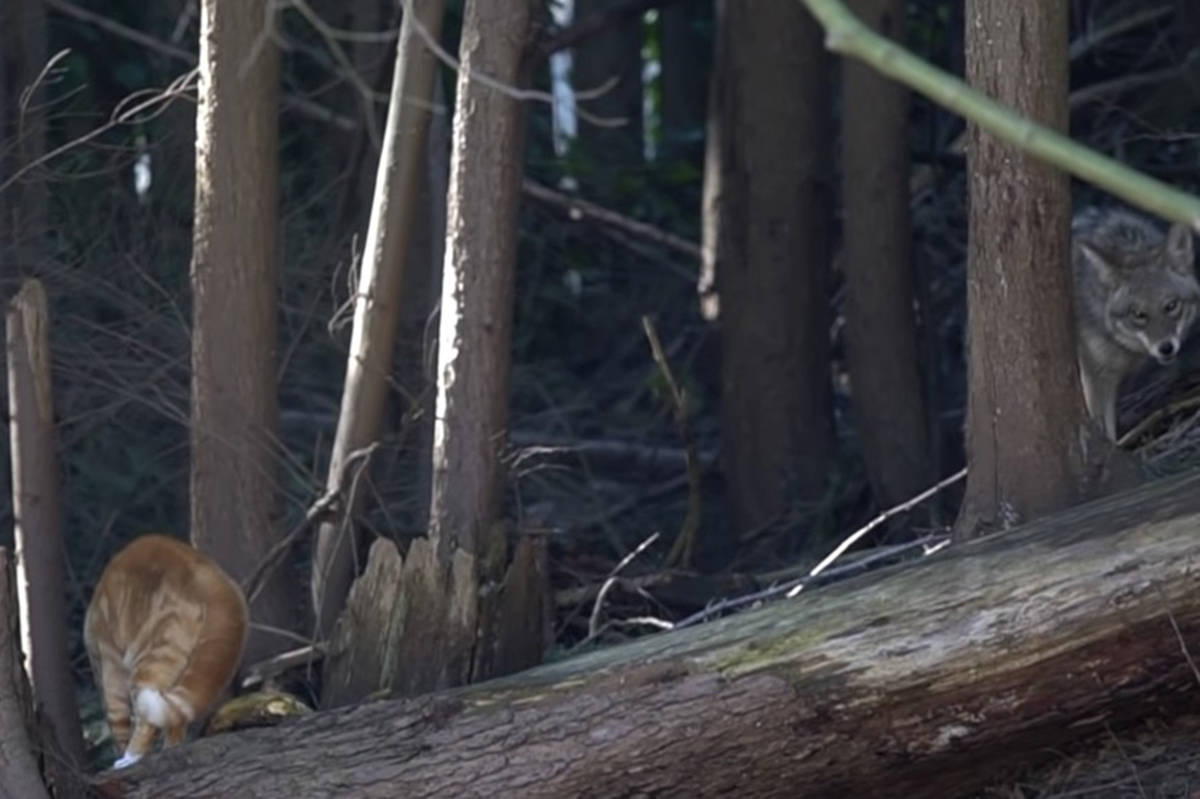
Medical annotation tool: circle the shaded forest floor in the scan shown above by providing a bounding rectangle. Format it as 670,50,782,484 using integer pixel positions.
977,713,1200,799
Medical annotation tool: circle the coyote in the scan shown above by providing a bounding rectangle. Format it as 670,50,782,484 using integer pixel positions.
84,534,248,769
1072,207,1199,440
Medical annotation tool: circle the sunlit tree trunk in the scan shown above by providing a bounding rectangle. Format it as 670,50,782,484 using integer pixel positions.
310,0,447,640
191,0,295,662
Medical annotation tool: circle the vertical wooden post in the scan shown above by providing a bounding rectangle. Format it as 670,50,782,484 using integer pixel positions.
6,279,84,768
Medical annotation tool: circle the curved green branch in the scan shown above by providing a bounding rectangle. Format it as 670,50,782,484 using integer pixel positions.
798,0,1200,232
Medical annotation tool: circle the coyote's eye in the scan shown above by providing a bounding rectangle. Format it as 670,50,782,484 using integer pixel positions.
1165,298,1181,316
1130,308,1149,326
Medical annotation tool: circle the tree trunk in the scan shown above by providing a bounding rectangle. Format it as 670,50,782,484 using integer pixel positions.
572,0,644,172
101,470,1200,799
5,280,84,771
954,0,1119,538
700,0,835,541
840,0,934,509
309,0,447,641
419,0,542,689
0,549,49,799
658,0,710,164
191,0,295,662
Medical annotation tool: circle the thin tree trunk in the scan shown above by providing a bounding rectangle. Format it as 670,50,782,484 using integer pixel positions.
191,0,294,662
5,280,84,771
0,548,49,799
417,0,542,690
572,0,644,172
700,0,835,542
954,0,1119,538
310,0,448,640
102,470,1200,799
840,0,934,509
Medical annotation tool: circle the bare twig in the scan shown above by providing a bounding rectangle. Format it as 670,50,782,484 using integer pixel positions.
1068,5,1173,61
787,467,965,598
1117,390,1200,448
395,0,626,128
587,532,661,639
641,317,702,568
798,0,1200,230
287,0,382,147
522,179,702,261
672,535,950,630
240,643,328,690
1156,585,1200,689
46,0,194,61
44,0,358,130
242,442,380,605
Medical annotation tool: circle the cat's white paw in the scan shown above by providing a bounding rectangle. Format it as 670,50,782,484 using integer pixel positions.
112,752,142,769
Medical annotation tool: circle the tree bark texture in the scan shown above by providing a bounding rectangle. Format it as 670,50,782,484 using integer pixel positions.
191,0,294,662
955,0,1093,538
102,470,1200,798
700,0,835,539
420,0,543,692
321,530,548,708
310,0,447,640
429,0,530,564
5,280,84,770
840,0,934,509
0,549,50,799
572,0,645,172
0,0,47,284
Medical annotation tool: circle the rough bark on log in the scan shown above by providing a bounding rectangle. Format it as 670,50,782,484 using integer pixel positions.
101,470,1200,798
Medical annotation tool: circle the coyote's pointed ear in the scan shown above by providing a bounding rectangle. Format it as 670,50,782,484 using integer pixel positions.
1166,223,1195,275
1078,240,1119,287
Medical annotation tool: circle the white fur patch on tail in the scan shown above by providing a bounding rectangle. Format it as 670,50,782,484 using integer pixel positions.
134,687,171,727
134,685,196,726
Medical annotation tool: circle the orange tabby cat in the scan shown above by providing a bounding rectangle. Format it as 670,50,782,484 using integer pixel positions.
84,534,248,769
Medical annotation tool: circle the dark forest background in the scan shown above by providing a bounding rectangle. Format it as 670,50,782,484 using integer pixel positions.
3,0,1200,769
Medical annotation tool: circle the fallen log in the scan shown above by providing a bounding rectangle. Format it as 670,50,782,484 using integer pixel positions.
101,469,1200,799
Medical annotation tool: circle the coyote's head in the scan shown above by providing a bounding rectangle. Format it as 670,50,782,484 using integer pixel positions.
1079,221,1200,365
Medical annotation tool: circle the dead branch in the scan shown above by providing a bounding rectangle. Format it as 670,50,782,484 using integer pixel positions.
585,532,660,641
242,442,380,606
521,178,701,261
240,644,327,691
641,316,702,568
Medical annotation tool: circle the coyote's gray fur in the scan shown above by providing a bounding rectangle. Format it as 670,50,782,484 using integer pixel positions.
1072,206,1199,440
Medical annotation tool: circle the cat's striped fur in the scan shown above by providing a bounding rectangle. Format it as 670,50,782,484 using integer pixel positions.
84,534,248,769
